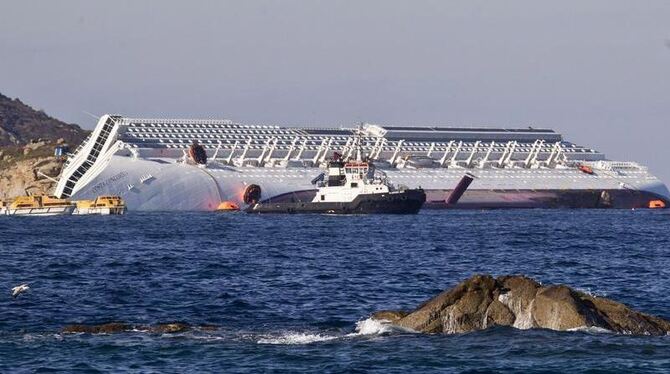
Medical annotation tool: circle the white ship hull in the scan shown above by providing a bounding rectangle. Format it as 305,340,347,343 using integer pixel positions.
67,156,670,211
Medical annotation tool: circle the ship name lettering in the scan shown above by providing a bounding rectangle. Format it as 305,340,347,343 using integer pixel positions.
90,172,129,194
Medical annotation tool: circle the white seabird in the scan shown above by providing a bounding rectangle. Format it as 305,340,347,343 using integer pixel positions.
11,284,30,298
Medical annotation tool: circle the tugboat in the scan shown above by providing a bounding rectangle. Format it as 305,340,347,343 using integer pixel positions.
4,195,75,216
73,195,127,215
246,154,426,214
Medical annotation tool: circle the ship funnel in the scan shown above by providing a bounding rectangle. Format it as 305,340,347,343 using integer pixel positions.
446,173,476,205
311,172,325,185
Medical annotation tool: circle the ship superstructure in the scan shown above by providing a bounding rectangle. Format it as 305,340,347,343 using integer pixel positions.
54,115,669,210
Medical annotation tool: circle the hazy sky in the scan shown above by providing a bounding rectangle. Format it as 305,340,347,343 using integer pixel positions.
1,1,669,180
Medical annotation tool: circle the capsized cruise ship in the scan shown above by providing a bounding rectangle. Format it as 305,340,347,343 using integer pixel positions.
54,115,669,211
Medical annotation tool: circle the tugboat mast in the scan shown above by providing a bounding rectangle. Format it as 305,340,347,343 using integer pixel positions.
353,123,364,162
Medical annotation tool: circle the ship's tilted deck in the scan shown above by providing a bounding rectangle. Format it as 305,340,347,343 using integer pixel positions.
112,118,602,164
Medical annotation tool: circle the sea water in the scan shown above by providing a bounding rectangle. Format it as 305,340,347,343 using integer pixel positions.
0,210,669,372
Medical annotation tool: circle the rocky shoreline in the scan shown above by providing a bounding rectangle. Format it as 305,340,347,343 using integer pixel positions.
0,152,64,200
0,92,87,200
373,274,670,336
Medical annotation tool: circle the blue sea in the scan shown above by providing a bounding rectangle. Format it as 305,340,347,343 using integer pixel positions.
1,210,669,373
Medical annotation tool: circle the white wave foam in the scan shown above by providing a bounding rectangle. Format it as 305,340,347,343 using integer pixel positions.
22,333,63,342
257,332,338,345
574,287,608,298
567,326,613,334
256,318,409,345
352,318,397,335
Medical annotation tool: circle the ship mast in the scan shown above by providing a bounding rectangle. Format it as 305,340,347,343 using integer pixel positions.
354,123,364,162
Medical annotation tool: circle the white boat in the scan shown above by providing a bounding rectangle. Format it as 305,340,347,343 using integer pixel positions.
4,195,75,216
73,195,126,215
247,153,426,214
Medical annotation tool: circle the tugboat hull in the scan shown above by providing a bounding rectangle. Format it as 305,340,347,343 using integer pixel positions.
247,189,426,214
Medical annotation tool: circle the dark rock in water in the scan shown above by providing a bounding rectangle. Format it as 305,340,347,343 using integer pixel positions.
147,323,190,334
374,275,670,336
61,322,218,334
198,324,219,332
62,322,131,334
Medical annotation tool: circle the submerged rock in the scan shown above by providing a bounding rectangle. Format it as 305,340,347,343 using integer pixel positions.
373,275,670,336
62,322,131,334
147,323,190,334
61,322,217,335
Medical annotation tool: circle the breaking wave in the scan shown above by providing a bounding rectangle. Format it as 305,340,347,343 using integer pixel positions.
567,326,613,334
257,332,339,345
574,287,608,298
353,317,401,335
256,318,410,345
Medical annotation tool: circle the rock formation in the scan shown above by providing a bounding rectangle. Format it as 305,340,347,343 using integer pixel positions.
372,275,670,336
0,92,89,199
0,155,65,199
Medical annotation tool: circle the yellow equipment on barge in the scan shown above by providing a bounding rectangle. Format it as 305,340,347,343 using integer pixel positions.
73,195,126,215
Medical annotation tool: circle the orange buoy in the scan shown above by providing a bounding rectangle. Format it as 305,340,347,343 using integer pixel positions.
648,200,666,209
216,201,240,211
